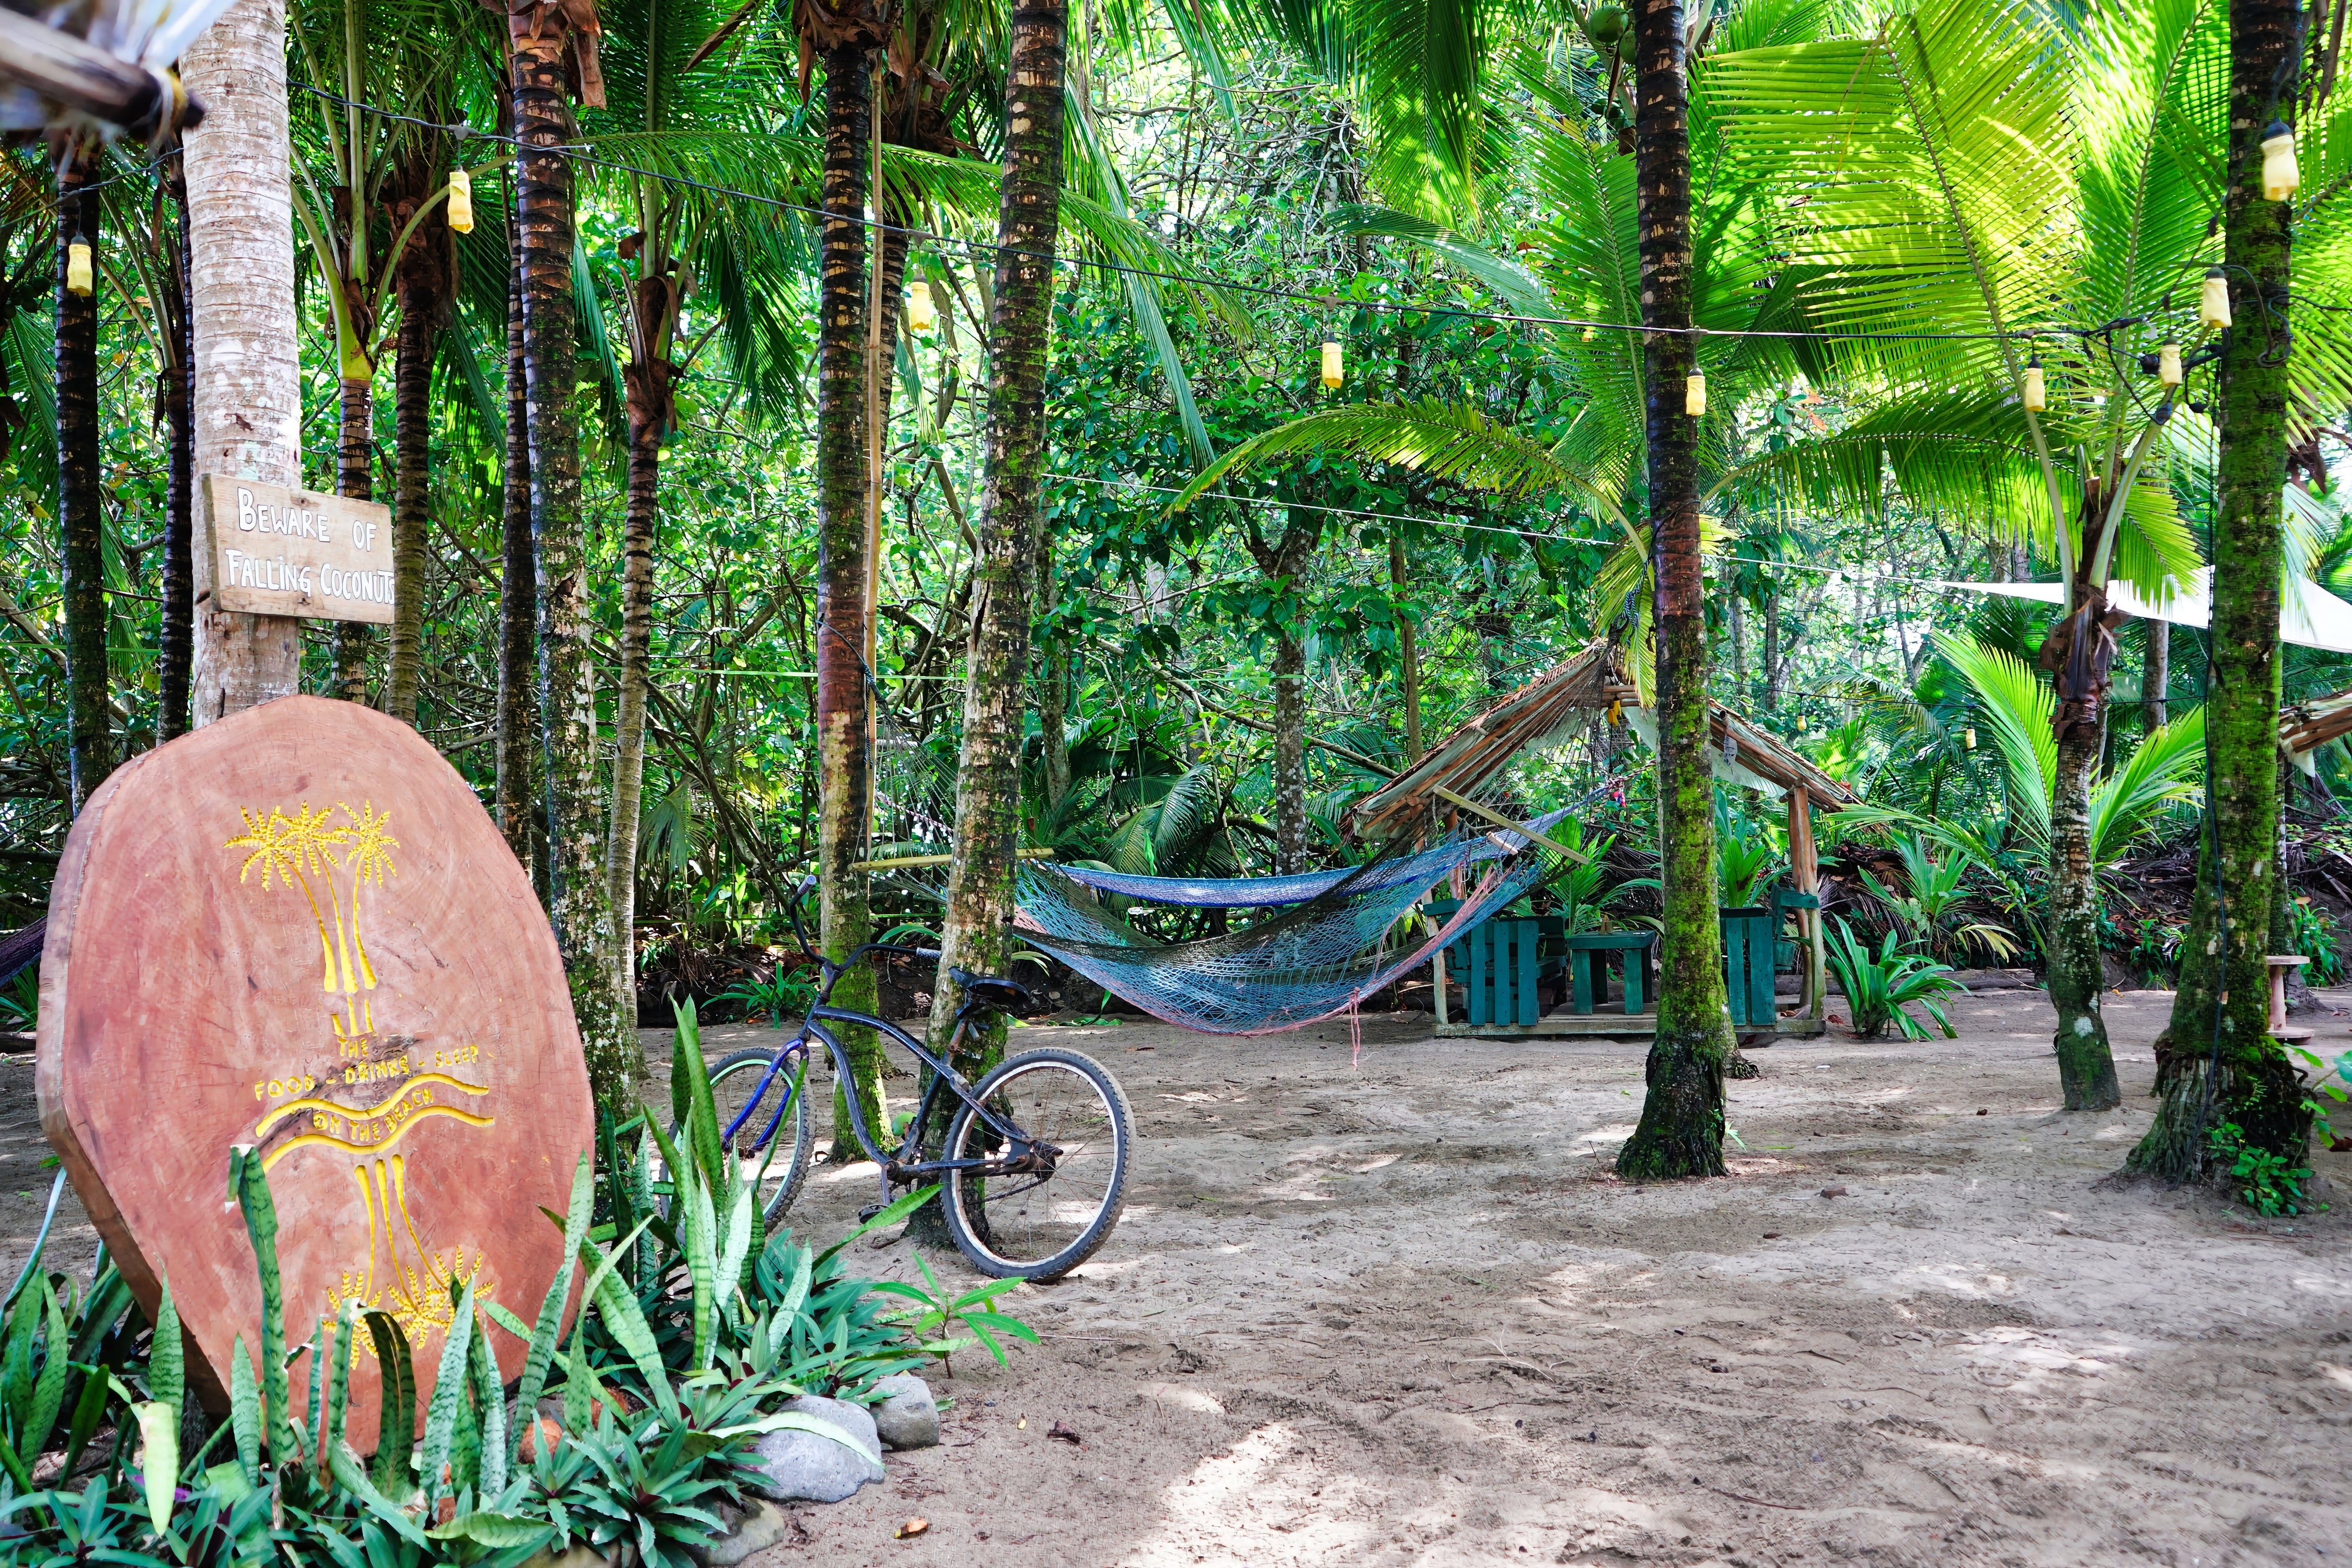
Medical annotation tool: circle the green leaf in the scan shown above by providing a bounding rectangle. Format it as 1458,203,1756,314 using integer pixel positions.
420,1281,477,1505
470,1308,504,1498
815,1184,938,1265
130,1400,177,1532
425,1512,554,1548
147,1270,181,1423
22,1274,69,1458
229,1336,261,1485
363,1310,418,1499
319,1302,354,1474
227,1147,293,1466
329,1442,430,1548
514,1152,594,1461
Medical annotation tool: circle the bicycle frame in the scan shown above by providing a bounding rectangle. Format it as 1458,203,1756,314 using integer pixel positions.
719,978,1048,1187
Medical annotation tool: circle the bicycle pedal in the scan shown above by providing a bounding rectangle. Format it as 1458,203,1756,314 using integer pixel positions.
857,1202,887,1225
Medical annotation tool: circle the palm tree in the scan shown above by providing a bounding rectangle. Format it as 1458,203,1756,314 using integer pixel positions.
55,145,109,811
1706,0,2350,1112
495,169,537,873
509,0,637,1107
922,0,1069,1092
1860,631,2208,953
2128,0,2332,1181
581,0,803,1007
181,0,305,723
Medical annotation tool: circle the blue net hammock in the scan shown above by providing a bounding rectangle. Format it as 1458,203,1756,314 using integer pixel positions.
1013,810,1573,1035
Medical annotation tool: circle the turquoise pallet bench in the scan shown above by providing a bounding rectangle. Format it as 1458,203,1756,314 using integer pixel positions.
1430,902,1566,1027
1723,887,1819,1028
1564,930,1656,1016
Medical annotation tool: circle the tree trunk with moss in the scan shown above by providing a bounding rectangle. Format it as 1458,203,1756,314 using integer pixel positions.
514,11,633,1107
1244,509,1316,874
2047,709,2122,1109
1616,0,1731,1181
497,193,539,879
2128,0,2303,1179
385,148,449,727
159,168,194,742
814,40,884,1155
57,153,110,813
331,370,374,702
921,0,1065,1105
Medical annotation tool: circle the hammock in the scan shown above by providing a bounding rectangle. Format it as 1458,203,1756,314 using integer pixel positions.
1014,812,1572,1035
1053,810,1569,907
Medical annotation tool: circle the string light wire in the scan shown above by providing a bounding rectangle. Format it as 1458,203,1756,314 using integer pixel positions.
284,81,2261,351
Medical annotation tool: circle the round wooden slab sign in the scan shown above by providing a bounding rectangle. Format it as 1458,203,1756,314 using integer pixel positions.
38,696,593,1442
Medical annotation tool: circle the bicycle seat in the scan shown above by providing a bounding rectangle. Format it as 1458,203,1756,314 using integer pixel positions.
950,966,1041,1018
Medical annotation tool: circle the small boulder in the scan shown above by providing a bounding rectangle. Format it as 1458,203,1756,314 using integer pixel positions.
745,1394,885,1504
870,1374,940,1451
691,1500,793,1567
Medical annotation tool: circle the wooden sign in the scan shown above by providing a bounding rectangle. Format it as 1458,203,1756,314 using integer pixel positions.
38,696,594,1440
197,474,396,623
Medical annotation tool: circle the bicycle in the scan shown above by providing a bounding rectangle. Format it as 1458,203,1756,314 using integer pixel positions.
678,877,1134,1281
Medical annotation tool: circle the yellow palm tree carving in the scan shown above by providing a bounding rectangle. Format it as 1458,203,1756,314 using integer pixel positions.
225,801,394,1034
338,800,398,993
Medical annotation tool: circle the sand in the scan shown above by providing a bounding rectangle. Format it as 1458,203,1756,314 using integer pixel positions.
708,990,2352,1567
7,987,2350,1566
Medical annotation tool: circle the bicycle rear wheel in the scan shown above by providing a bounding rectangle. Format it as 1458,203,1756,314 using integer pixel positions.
685,1045,815,1223
941,1047,1132,1281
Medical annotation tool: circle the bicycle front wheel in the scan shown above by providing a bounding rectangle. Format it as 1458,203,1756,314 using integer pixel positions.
941,1047,1133,1281
693,1045,816,1224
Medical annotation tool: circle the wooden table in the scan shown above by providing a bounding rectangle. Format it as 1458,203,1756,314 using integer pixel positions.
1565,931,1657,1017
2268,954,2315,1043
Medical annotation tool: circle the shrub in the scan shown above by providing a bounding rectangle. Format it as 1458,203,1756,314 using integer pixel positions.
1824,919,1964,1040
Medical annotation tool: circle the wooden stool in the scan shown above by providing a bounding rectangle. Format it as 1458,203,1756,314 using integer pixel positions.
2267,955,2315,1043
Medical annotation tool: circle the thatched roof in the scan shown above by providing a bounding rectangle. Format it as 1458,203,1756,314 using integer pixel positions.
1346,641,1858,841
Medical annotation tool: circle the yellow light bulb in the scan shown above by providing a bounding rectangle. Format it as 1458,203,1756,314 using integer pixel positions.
2200,269,2232,330
2158,342,2183,387
445,168,474,234
2261,121,2299,202
907,283,936,333
1685,371,1706,417
66,241,92,298
2021,361,2046,413
1321,340,1343,389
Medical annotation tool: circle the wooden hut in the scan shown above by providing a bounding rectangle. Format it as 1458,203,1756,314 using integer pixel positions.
1351,643,1857,1040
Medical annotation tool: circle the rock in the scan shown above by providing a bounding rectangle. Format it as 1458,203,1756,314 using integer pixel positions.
744,1394,885,1504
870,1374,940,1451
1819,1185,1848,1198
690,1500,793,1567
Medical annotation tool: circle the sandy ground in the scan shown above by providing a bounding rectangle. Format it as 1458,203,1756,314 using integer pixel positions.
8,989,2352,1566
689,992,2352,1568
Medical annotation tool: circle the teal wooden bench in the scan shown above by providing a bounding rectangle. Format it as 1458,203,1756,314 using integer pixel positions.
1564,930,1656,1016
1723,887,1819,1028
1429,901,1567,1026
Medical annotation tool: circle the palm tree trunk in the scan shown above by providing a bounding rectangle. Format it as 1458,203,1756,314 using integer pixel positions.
609,337,665,1012
2128,0,2302,1178
1390,532,1422,761
1616,0,1731,1181
2047,712,2121,1109
330,376,373,701
57,153,110,812
159,168,194,742
814,41,883,1156
921,0,1066,1087
182,0,304,724
513,15,632,1107
1037,522,1071,808
497,193,539,877
384,171,449,726
1272,631,1307,872
2142,619,2169,730
1761,586,1781,711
